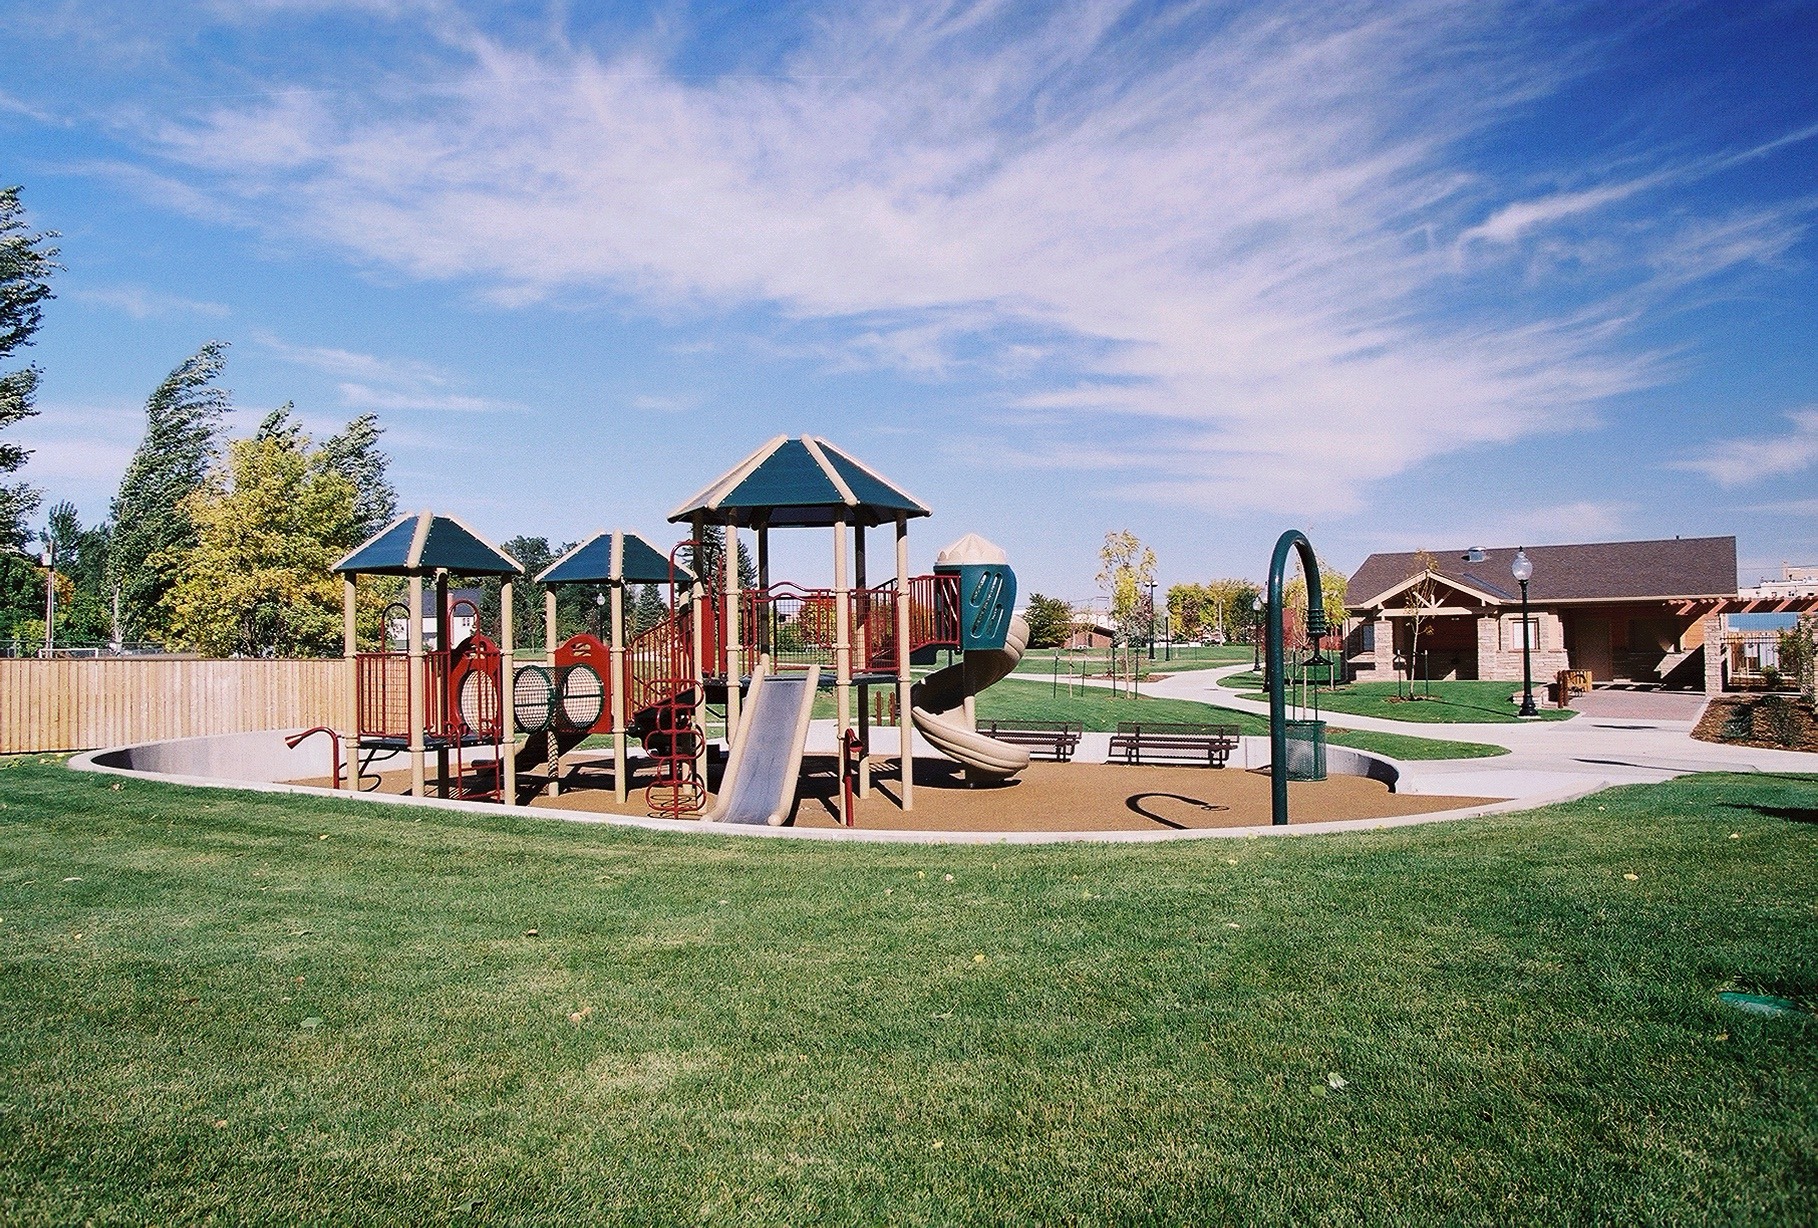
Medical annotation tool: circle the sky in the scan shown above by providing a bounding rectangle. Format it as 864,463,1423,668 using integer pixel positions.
2,0,1815,601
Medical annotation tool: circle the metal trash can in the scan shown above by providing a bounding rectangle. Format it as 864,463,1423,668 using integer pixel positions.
1284,718,1327,781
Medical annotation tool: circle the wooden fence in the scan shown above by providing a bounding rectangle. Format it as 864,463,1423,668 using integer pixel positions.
0,658,352,754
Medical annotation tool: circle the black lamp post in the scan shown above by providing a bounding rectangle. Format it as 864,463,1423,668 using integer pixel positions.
1252,596,1263,672
40,537,56,658
1512,548,1538,717
1146,579,1157,660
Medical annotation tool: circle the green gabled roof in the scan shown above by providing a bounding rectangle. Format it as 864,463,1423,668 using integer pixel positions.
536,531,692,586
332,510,522,577
668,436,931,529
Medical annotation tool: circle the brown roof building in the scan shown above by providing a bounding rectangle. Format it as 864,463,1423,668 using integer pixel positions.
1345,537,1737,693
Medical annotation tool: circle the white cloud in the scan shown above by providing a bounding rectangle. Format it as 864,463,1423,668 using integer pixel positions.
1673,408,1818,487
1458,176,1664,247
253,330,444,385
121,2,1805,513
73,283,229,319
254,330,518,412
336,382,522,413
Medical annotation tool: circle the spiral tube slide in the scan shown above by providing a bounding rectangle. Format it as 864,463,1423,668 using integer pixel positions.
910,613,1032,783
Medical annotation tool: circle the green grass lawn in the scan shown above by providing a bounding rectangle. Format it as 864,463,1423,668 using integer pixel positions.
1,759,1812,1222
1013,643,1253,677
1221,674,1576,724
977,679,1506,759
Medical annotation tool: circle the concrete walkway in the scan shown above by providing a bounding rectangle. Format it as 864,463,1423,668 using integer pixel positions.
1134,663,1818,802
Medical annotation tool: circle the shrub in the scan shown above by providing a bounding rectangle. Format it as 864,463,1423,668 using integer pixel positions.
1760,694,1803,748
1719,701,1755,743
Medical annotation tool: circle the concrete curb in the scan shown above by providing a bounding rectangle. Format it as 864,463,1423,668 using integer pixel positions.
64,732,1599,846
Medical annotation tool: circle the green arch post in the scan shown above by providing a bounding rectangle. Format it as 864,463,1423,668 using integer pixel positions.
1267,529,1325,826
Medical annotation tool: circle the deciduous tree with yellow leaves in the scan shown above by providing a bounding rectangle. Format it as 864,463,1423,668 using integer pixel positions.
158,407,386,656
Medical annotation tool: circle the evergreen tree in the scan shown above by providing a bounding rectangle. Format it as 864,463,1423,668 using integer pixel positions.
108,342,231,641
41,501,110,643
633,582,668,634
678,524,754,590
322,411,397,539
0,186,60,548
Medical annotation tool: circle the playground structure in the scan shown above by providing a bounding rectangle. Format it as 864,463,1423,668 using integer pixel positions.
329,437,1032,824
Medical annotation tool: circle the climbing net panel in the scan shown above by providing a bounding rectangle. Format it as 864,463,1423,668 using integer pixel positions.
554,664,606,733
512,664,555,734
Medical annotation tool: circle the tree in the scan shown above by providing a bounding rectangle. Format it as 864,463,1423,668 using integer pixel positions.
1097,530,1156,685
40,501,111,644
1398,549,1442,697
1283,562,1349,634
1023,592,1073,649
633,583,668,635
678,524,755,591
158,405,368,656
0,186,60,548
108,343,231,642
321,411,397,539
1167,583,1208,642
473,535,598,651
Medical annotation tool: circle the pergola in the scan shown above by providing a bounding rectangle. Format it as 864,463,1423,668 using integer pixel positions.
668,435,931,809
332,510,522,800
535,529,691,803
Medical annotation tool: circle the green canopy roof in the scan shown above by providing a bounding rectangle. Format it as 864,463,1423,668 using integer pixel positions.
333,510,522,577
669,436,931,529
537,531,691,586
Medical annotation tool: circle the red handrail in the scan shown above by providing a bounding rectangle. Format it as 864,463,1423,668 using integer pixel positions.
285,726,342,790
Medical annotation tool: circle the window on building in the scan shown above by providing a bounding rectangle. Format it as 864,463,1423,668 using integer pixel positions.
1511,618,1540,651
1360,623,1376,652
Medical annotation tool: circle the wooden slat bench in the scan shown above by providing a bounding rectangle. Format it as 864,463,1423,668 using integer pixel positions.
981,720,1083,762
1109,722,1242,768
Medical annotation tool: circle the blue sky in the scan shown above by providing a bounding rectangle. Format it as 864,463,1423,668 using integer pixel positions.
2,0,1815,599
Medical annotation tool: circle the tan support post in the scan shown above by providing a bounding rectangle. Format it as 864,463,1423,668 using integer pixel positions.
834,509,851,758
757,524,771,670
407,574,426,797
544,589,557,667
854,523,870,798
610,548,628,805
692,512,709,789
724,513,742,747
501,582,516,807
342,574,358,790
895,514,913,811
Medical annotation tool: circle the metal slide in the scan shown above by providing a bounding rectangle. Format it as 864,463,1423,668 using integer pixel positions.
910,613,1032,783
704,665,822,826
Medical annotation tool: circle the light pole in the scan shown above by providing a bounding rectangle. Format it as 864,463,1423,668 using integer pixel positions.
1146,579,1157,660
1512,548,1538,717
40,537,55,658
595,590,606,639
1252,596,1263,673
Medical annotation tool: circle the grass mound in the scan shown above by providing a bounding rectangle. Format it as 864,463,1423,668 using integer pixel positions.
2,758,1814,1222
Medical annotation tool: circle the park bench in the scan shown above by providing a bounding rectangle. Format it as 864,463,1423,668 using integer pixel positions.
981,720,1084,762
1109,721,1242,768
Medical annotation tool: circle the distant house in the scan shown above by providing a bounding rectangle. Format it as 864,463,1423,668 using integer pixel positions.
1344,537,1737,691
386,586,483,647
1063,618,1116,651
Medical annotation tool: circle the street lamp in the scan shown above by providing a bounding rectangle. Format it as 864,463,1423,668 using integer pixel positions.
1252,596,1264,674
1512,548,1538,717
1146,578,1157,660
595,590,606,638
40,538,55,658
